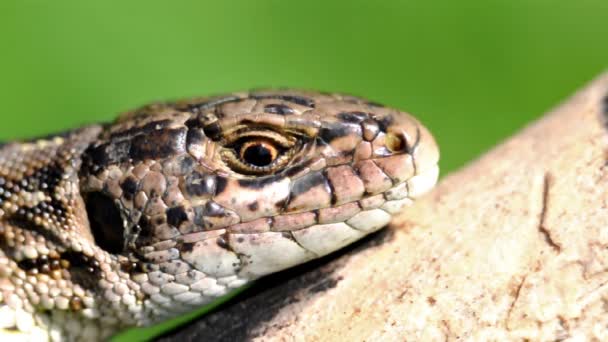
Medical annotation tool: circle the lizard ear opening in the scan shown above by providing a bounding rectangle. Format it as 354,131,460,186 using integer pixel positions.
85,192,125,254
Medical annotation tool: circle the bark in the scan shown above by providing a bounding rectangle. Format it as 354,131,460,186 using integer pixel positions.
160,73,608,341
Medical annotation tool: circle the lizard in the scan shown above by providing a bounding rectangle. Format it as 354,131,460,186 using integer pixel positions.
0,89,439,341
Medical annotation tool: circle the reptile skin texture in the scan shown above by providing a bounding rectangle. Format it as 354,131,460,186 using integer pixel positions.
0,90,439,341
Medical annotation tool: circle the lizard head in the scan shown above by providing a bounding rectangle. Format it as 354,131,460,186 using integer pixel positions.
79,89,439,317
0,89,439,340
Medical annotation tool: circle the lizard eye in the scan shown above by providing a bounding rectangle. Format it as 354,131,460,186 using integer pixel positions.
221,130,298,175
240,139,279,167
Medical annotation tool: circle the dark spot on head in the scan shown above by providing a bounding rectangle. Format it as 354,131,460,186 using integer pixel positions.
289,171,329,198
202,122,222,140
120,177,138,200
378,115,394,133
137,216,153,239
60,251,102,290
85,192,125,254
185,118,202,129
166,206,189,228
264,103,294,115
216,236,229,249
179,242,195,253
337,111,369,123
186,128,206,147
236,237,245,243
29,164,63,193
181,95,243,113
16,258,38,273
60,251,101,273
130,128,187,161
83,140,131,173
108,119,173,140
215,176,228,195
251,94,315,108
247,201,259,211
318,121,361,144
200,201,229,218
427,297,437,305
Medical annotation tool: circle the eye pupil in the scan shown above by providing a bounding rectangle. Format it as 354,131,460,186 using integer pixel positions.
243,144,274,167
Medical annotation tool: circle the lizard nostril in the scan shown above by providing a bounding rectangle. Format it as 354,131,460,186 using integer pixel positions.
385,132,407,153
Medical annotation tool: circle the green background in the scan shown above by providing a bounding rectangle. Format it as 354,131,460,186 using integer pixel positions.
1,1,607,340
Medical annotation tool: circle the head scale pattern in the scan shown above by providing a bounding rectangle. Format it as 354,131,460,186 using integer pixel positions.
0,89,439,340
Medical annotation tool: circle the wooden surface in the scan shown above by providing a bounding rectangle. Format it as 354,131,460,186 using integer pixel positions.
161,73,608,341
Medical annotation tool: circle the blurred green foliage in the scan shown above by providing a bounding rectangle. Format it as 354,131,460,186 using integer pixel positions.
1,1,607,172
1,0,607,340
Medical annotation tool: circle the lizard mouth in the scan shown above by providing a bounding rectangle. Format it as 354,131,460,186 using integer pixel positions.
174,161,439,280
